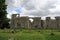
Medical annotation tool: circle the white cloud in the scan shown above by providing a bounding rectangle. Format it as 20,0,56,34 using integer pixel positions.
7,10,17,19
6,0,60,19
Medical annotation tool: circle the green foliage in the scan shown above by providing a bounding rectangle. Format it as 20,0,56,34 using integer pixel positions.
0,0,9,29
0,29,60,40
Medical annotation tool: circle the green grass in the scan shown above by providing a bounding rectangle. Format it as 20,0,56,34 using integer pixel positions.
0,29,60,40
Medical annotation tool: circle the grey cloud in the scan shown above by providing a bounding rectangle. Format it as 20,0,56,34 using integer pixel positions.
21,0,36,10
41,0,57,10
6,0,14,5
21,0,29,6
23,10,50,17
21,0,57,17
6,0,15,8
54,11,60,15
21,0,57,10
6,0,60,18
23,4,36,10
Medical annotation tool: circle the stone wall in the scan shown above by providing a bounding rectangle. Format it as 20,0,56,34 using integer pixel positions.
50,20,57,29
10,14,60,29
20,17,29,29
55,17,60,29
10,14,18,28
32,17,41,29
46,17,51,29
45,17,57,29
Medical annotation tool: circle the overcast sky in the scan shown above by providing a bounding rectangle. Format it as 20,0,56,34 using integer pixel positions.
6,0,60,20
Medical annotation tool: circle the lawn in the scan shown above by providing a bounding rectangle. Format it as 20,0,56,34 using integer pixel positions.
0,29,60,40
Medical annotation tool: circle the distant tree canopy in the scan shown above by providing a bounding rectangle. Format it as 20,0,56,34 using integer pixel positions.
0,0,10,29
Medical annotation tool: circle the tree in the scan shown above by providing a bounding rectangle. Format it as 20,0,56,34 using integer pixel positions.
0,0,9,29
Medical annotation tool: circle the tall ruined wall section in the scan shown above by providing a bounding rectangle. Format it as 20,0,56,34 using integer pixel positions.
10,14,18,28
10,14,60,29
20,17,29,29
45,17,57,29
41,20,44,29
55,17,60,29
16,14,21,28
50,20,57,29
46,17,51,29
32,17,42,29
11,14,30,29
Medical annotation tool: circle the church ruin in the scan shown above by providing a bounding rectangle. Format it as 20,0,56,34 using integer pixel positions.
10,14,60,29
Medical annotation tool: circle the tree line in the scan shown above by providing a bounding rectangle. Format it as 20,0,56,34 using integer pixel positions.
0,0,10,29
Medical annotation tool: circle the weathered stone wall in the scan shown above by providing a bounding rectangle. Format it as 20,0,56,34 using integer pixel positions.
10,14,60,29
43,20,46,29
45,17,57,29
46,17,51,29
16,14,21,28
41,20,44,29
32,17,41,29
50,20,57,29
55,17,60,29
10,14,18,28
20,17,29,29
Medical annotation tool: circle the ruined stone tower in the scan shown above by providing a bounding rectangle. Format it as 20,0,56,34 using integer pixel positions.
10,14,30,29
55,16,60,29
46,17,57,29
46,17,51,29
10,14,18,28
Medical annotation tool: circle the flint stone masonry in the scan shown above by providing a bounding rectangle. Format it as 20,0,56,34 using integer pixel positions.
32,17,41,29
45,17,57,29
55,17,60,29
46,17,51,29
10,14,60,29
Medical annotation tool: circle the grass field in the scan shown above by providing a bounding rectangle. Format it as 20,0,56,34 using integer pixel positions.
0,29,60,40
